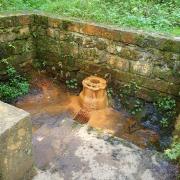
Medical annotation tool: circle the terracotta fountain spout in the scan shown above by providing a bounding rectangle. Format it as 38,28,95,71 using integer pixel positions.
79,76,108,110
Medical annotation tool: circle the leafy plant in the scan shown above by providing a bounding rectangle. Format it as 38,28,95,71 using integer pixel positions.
165,137,180,164
154,96,176,128
119,81,141,108
107,87,114,98
33,59,47,70
119,81,140,99
160,117,169,128
117,81,145,116
0,64,29,102
8,43,16,49
66,78,78,90
130,99,144,115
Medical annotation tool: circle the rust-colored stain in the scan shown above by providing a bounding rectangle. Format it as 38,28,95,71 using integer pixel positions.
15,73,159,148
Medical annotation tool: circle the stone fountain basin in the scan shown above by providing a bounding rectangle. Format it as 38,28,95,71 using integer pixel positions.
1,74,177,179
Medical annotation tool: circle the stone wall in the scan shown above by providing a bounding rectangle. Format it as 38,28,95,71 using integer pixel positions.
0,12,179,101
0,13,35,79
34,14,180,101
0,101,33,180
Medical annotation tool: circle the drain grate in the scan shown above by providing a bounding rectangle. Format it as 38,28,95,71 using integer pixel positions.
73,108,90,124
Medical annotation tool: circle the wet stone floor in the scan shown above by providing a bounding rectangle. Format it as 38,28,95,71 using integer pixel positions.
14,75,178,180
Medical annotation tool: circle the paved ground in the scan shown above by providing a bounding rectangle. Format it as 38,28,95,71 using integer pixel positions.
14,76,179,180
32,117,178,180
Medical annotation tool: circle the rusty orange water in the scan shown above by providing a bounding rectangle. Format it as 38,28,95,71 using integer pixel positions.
16,77,70,115
15,73,159,148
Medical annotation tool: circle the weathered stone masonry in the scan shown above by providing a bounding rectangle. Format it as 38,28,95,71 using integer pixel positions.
0,101,33,180
0,12,180,101
0,12,35,78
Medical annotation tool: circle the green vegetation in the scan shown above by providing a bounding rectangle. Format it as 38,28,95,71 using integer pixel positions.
165,136,180,165
154,96,176,129
119,81,140,99
118,81,144,115
118,81,177,129
0,0,179,35
33,59,47,70
131,99,144,115
0,60,29,102
66,78,78,90
107,87,114,98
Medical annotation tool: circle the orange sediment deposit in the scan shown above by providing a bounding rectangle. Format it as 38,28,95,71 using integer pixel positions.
15,74,159,148
16,74,71,116
74,75,159,148
88,108,139,135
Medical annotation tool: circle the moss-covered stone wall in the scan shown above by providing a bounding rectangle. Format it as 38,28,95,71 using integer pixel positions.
0,13,35,79
0,12,179,101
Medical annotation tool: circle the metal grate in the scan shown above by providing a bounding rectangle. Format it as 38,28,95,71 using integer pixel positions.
73,108,90,124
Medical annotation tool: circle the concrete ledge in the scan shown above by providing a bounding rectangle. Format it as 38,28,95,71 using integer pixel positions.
0,101,33,180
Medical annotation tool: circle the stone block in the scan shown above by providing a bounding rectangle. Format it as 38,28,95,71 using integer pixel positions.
79,23,121,41
113,70,170,93
0,26,31,43
0,16,15,28
120,46,143,61
0,101,33,180
82,37,96,48
153,66,173,81
48,17,61,28
158,38,180,53
0,32,17,43
81,37,107,50
84,63,102,73
162,52,180,66
34,14,48,27
47,28,60,39
107,41,122,54
35,26,47,37
96,38,107,50
113,70,134,83
167,83,180,96
19,26,30,36
0,14,33,28
6,52,35,68
17,15,31,26
66,21,81,32
120,31,137,45
136,34,180,54
0,39,34,59
107,55,129,71
59,41,79,57
79,47,106,63
130,61,152,76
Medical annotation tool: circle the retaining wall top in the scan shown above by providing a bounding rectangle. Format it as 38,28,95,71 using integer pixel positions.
0,101,30,134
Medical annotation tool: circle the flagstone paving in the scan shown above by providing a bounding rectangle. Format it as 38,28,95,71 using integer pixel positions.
32,117,178,180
